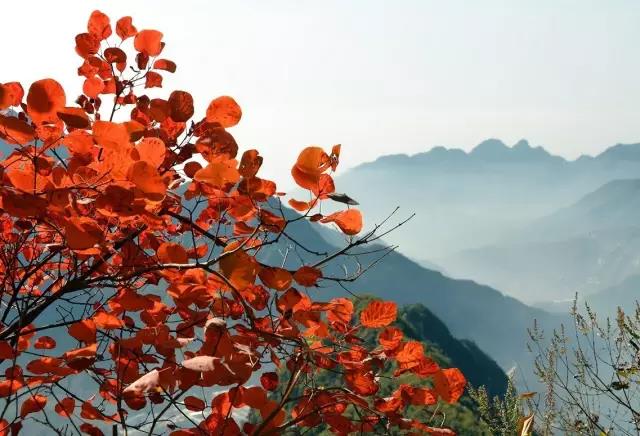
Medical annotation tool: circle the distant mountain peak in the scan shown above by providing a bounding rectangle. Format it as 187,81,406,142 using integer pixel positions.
595,142,640,161
355,138,567,171
469,138,559,162
470,138,509,157
513,139,531,149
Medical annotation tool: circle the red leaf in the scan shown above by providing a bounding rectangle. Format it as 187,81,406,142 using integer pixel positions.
184,396,206,412
320,209,363,235
360,300,397,328
433,368,466,404
145,71,163,89
68,319,97,344
134,30,164,56
127,160,166,200
55,397,75,418
34,336,56,350
205,96,242,128
20,394,47,418
57,107,91,129
0,341,15,359
0,115,34,145
219,250,259,290
157,242,188,264
0,82,24,109
193,161,240,188
64,217,103,250
344,370,378,396
26,78,66,125
136,137,166,168
378,327,403,351
327,298,354,324
168,90,193,122
93,311,124,330
260,372,279,391
87,10,112,40
116,16,137,40
293,266,322,287
259,267,292,291
288,199,312,212
154,59,177,73
395,341,424,365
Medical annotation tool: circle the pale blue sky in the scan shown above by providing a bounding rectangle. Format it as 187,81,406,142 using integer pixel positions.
3,1,640,185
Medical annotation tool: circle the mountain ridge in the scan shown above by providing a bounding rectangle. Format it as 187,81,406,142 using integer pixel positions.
355,139,640,170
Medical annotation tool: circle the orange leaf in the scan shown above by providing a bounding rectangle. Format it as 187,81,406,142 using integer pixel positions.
20,394,47,418
26,78,66,125
0,82,24,109
433,368,466,404
291,164,320,190
378,327,403,351
360,300,397,328
134,30,164,56
344,370,378,396
55,397,75,418
64,217,103,250
258,267,292,291
219,250,258,290
205,96,242,128
93,311,124,329
68,319,97,344
157,242,188,264
295,146,331,176
83,76,104,98
127,160,166,200
93,120,130,150
116,16,137,40
136,137,166,168
64,343,97,361
288,198,312,212
276,288,311,314
395,341,424,365
193,161,240,189
154,59,177,73
327,298,354,324
293,266,323,287
0,380,23,398
320,209,363,235
410,387,438,406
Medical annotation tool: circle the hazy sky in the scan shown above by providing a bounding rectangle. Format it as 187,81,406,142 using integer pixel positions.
2,1,640,186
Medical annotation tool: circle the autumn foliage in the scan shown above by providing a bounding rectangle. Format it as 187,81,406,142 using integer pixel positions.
0,10,465,435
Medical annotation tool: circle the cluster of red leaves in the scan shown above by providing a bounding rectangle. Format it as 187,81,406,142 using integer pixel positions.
0,10,465,436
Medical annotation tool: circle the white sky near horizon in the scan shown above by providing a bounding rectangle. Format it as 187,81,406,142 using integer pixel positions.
2,1,640,187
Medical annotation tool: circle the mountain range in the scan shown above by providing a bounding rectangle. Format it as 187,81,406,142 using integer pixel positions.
444,178,640,302
333,139,640,305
